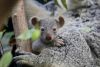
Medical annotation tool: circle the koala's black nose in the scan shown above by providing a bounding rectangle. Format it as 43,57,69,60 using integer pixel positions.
46,34,52,41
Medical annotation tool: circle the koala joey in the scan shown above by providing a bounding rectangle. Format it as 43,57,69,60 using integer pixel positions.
30,16,65,55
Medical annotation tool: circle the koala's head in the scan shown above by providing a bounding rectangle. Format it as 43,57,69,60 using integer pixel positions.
30,16,64,43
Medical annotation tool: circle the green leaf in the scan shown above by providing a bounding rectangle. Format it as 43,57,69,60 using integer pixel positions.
0,30,5,40
0,32,3,40
61,0,67,9
44,0,48,3
0,51,12,67
17,28,34,40
1,32,14,48
32,29,41,41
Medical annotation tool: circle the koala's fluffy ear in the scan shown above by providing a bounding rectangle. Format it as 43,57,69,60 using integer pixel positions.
56,16,64,28
31,17,38,26
30,17,40,29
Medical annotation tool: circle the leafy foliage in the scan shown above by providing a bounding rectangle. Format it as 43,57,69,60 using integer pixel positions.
44,0,48,2
0,51,12,67
17,28,34,40
31,29,41,41
0,32,3,41
0,31,14,67
17,28,41,41
1,32,14,47
0,30,5,40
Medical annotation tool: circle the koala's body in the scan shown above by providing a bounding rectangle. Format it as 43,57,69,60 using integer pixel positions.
30,16,65,54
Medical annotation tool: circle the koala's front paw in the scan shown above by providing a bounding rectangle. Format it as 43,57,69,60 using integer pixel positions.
54,38,64,47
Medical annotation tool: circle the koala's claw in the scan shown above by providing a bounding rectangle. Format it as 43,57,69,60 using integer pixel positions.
54,39,64,47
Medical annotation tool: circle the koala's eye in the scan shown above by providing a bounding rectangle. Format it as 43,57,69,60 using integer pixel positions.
41,28,44,31
53,28,56,31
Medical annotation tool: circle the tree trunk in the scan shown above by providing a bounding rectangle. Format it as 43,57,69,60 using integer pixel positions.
12,0,31,52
